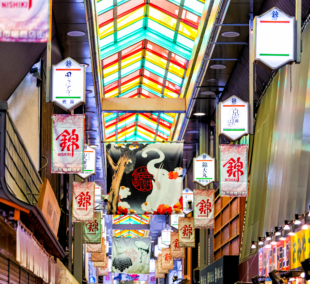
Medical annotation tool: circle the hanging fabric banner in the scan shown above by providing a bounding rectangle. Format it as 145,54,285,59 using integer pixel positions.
97,261,108,276
220,144,248,197
155,261,165,278
170,232,184,259
105,143,183,215
88,236,104,253
178,217,195,247
194,189,214,229
94,262,106,267
51,114,85,173
84,212,101,243
72,181,94,222
149,273,156,284
91,240,106,263
103,273,112,284
161,248,174,270
112,237,151,274
157,254,168,274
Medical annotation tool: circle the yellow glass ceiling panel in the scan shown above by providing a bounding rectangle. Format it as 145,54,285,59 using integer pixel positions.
104,63,118,77
168,62,185,77
137,128,155,139
145,51,167,69
179,22,198,40
118,128,135,139
142,78,162,93
117,6,145,30
121,77,140,93
99,22,114,39
121,51,143,68
163,88,179,98
105,88,119,98
148,6,177,30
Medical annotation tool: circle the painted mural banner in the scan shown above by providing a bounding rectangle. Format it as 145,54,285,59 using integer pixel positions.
194,189,214,229
179,217,195,247
72,181,94,222
106,143,183,215
220,144,248,197
84,212,101,243
51,114,85,173
0,0,50,42
112,237,151,274
170,232,185,259
161,248,174,270
157,254,169,274
258,236,291,276
155,260,165,278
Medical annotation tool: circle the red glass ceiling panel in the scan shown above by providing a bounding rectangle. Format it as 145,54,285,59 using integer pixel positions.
140,113,158,123
141,89,160,98
117,0,145,19
106,132,116,140
165,80,181,94
138,122,157,135
181,9,200,29
143,70,164,85
149,0,179,18
170,53,187,68
98,9,114,28
105,118,117,128
117,122,136,135
121,70,141,85
103,53,119,69
122,41,143,59
118,113,136,124
122,89,140,98
146,41,168,60
105,80,119,94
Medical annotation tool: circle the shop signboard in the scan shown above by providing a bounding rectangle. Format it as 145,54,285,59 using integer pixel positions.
170,232,185,259
178,217,195,247
254,8,295,70
193,153,215,186
220,144,248,197
219,96,249,141
0,0,50,42
52,58,86,111
290,228,310,269
170,213,184,229
183,188,193,214
161,230,171,246
77,144,96,179
194,189,214,229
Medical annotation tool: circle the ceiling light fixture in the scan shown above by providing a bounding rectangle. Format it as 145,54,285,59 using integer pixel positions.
187,130,199,134
210,64,226,70
251,241,256,249
67,31,85,37
284,220,291,230
302,224,309,230
266,232,273,241
301,273,306,278
193,112,206,116
221,31,240,38
80,63,89,67
207,78,218,82
295,214,303,225
275,226,282,236
258,237,265,246
201,91,216,96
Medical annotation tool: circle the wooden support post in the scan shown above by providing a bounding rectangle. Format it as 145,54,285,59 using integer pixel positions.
14,209,20,221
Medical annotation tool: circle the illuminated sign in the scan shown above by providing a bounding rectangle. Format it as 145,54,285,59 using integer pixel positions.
254,8,295,70
77,144,96,179
220,96,249,141
193,153,215,186
52,57,86,111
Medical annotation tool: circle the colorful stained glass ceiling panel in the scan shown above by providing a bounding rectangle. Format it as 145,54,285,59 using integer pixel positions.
96,0,205,141
113,230,149,238
113,215,150,224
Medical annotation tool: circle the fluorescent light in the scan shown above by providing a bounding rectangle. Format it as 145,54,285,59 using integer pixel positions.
187,130,199,134
265,244,271,248
201,91,216,96
80,63,89,67
207,79,218,82
193,112,206,116
221,31,240,38
210,64,226,69
90,145,98,148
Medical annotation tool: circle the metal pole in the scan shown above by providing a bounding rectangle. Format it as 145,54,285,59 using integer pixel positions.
46,0,52,102
249,13,254,134
296,0,302,63
68,174,73,273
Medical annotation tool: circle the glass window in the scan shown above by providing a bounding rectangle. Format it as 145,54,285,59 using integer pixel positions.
99,22,114,38
121,78,140,93
167,72,182,86
171,53,187,68
182,9,200,28
102,53,119,68
121,70,141,85
149,0,179,17
104,72,119,85
122,41,143,58
121,61,141,76
104,81,118,93
149,6,177,30
121,89,140,98
103,63,118,77
144,61,165,77
163,88,178,98
168,62,185,77
97,0,113,14
117,6,145,30
177,34,194,49
147,19,174,39
100,34,114,47
143,70,164,85
184,0,204,15
145,51,167,69
165,80,181,93
142,78,163,93
141,89,161,98
121,51,143,68
117,0,145,18
117,19,143,40
146,41,169,59
105,88,119,98
179,22,198,39
98,9,114,27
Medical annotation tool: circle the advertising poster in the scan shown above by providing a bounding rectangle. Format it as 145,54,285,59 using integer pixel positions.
106,143,183,214
194,189,214,229
161,248,174,270
51,114,85,173
0,0,50,42
179,217,195,248
220,144,248,197
84,212,101,243
170,232,185,259
112,237,151,274
72,181,94,222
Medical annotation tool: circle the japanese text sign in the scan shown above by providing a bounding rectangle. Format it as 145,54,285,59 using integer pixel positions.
254,8,295,70
170,213,184,229
51,114,85,173
258,236,291,276
72,181,94,222
84,212,101,244
161,230,171,246
183,188,193,214
170,232,185,259
220,144,248,197
161,248,174,270
193,153,215,186
219,96,249,141
155,261,165,278
194,189,214,229
290,228,310,269
0,0,50,42
157,254,168,274
178,217,195,248
52,58,86,111
77,144,96,179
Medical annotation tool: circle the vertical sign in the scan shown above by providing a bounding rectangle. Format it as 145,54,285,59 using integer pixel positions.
220,144,248,197
183,188,193,214
254,8,295,70
170,232,185,259
170,213,185,229
161,248,174,270
219,96,249,141
51,114,85,173
52,57,86,111
161,230,171,246
193,153,215,186
0,0,50,42
84,212,101,243
77,144,96,179
194,189,214,229
178,217,195,248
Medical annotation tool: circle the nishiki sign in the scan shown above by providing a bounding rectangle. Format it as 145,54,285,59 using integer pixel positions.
52,58,86,111
0,0,50,42
194,189,214,229
219,96,249,141
178,217,195,247
51,114,85,173
220,144,248,197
